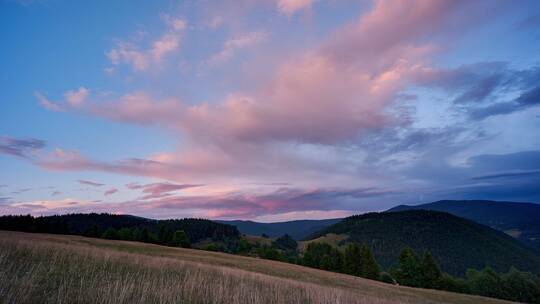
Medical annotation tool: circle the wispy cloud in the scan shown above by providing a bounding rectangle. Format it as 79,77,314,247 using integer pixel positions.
276,0,314,16
127,182,203,200
78,180,104,187
206,31,268,66
0,137,45,159
104,188,118,196
106,15,187,72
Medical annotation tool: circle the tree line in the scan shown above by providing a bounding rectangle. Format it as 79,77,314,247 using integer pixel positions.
232,235,540,303
296,243,540,303
0,214,239,251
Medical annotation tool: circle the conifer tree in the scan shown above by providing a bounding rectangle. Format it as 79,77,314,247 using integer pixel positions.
359,245,380,280
172,230,190,248
101,227,119,240
395,248,421,287
343,243,362,276
420,252,442,288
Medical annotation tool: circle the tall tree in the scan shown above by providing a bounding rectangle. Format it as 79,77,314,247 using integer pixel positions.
394,248,421,287
343,243,362,276
420,252,442,288
172,230,190,248
359,245,380,280
101,228,119,240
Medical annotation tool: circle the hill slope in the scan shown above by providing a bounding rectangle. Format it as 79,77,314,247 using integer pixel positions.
388,200,540,251
308,210,540,276
218,218,342,240
0,230,511,304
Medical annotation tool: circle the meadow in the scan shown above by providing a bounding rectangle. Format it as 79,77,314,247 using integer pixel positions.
0,231,511,304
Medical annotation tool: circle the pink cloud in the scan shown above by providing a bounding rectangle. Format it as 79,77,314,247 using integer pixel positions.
138,186,393,219
31,0,502,198
107,42,150,71
38,149,170,180
64,87,89,107
35,92,183,127
207,31,268,66
40,1,478,146
1,182,393,220
276,0,313,16
106,16,187,72
35,92,64,112
126,182,203,199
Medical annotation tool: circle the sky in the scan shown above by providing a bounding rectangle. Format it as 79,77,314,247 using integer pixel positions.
1,0,540,222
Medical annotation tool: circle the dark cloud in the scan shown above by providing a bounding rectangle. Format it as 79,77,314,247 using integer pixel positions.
0,197,13,205
357,126,480,164
468,150,540,172
78,180,104,187
517,13,540,29
10,188,32,195
415,62,507,92
404,150,540,203
415,63,540,120
51,191,62,196
285,187,397,202
104,188,118,196
471,170,540,181
516,85,540,106
0,137,46,159
470,85,540,119
436,179,540,203
453,73,504,104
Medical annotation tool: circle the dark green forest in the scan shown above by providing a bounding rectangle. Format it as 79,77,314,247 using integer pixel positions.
299,243,540,303
0,213,240,250
388,200,540,252
309,210,540,276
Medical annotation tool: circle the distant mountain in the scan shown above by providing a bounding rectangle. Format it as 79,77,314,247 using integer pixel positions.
307,210,540,276
387,200,540,252
217,218,342,240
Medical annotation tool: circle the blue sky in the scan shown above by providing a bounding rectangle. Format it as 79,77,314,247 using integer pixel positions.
1,0,540,221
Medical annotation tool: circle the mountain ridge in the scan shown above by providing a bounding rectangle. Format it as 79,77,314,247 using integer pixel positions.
217,218,343,240
307,209,540,276
387,200,540,251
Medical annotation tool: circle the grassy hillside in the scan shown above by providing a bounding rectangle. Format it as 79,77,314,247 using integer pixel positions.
388,200,540,252
299,233,349,252
218,218,342,240
308,210,540,276
0,231,511,304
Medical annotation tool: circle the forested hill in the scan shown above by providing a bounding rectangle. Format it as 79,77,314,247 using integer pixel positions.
308,210,540,276
218,218,342,240
387,200,540,252
0,213,240,244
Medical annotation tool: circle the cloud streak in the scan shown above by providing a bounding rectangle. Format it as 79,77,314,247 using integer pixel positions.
0,137,45,159
78,180,104,187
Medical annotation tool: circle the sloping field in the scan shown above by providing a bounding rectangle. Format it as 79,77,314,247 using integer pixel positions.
0,231,512,304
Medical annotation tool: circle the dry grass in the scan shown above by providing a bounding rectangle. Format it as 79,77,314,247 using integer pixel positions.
0,231,512,304
243,234,273,246
298,233,349,252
